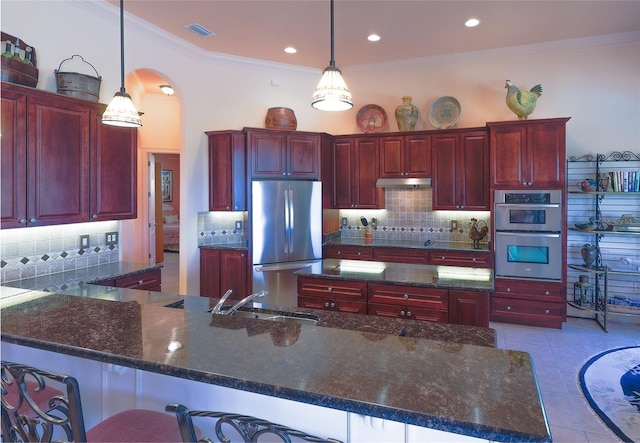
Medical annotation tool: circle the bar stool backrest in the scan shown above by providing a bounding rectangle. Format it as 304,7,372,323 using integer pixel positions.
1,361,88,442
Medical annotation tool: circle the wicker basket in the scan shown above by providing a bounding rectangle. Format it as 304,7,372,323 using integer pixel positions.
55,55,101,102
0,32,38,87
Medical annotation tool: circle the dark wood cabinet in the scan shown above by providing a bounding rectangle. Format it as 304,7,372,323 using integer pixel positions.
449,290,489,328
206,130,246,211
93,269,162,292
0,82,137,228
368,283,448,322
379,134,431,178
429,250,492,268
432,129,489,210
488,117,570,189
490,278,566,328
247,128,320,179
200,248,248,300
1,87,27,228
372,247,429,264
90,107,137,221
297,276,368,314
323,244,374,260
332,136,383,209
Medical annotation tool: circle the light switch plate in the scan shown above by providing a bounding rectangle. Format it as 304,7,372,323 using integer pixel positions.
450,220,458,230
341,217,348,227
235,220,243,230
80,235,90,249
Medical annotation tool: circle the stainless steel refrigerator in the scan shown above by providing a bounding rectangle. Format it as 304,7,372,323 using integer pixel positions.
251,180,323,307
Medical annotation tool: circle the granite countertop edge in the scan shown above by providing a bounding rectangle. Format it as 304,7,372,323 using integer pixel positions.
324,238,491,252
0,333,548,443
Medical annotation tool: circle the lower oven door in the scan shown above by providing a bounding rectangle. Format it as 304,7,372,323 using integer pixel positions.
494,231,562,281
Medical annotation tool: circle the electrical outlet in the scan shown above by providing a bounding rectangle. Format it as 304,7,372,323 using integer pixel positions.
450,220,458,230
341,217,348,227
105,231,119,246
371,218,377,227
235,220,243,230
80,234,90,249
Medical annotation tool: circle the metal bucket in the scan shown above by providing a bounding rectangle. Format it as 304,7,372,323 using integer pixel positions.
55,55,101,102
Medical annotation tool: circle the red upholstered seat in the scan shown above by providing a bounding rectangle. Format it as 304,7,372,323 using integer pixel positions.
4,380,64,418
86,409,184,442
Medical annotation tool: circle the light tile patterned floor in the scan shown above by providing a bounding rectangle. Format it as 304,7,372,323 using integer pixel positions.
492,316,640,443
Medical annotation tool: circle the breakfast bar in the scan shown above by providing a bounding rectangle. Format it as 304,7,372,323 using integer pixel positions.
1,282,551,442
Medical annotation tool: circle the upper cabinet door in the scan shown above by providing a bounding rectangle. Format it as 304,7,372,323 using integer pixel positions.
379,135,431,178
207,130,246,211
489,118,570,188
247,129,320,180
90,107,138,221
27,94,90,226
432,129,489,210
1,88,27,228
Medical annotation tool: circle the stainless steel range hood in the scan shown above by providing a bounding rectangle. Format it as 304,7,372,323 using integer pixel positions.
376,177,432,188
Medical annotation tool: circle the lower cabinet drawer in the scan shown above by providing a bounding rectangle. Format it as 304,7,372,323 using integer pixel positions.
368,303,448,323
114,269,162,291
429,251,492,268
490,296,565,328
322,245,373,260
297,277,368,301
298,296,367,314
373,247,429,264
368,283,448,310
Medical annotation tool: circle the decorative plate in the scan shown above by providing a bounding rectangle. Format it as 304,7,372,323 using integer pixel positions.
429,96,461,129
356,104,387,133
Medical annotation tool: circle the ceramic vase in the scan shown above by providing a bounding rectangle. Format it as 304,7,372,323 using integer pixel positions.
395,96,419,131
581,244,599,268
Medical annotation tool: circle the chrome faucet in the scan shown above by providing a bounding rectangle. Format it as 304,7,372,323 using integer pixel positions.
223,290,268,316
210,289,233,315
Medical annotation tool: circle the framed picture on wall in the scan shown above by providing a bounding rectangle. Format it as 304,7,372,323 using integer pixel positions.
161,169,173,202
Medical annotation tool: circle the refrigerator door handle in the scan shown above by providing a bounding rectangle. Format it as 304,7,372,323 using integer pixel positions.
288,189,294,255
254,262,315,272
283,188,290,254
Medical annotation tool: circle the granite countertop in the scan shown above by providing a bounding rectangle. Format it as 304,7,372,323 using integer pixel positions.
297,259,493,291
0,290,549,442
0,261,162,293
325,238,491,252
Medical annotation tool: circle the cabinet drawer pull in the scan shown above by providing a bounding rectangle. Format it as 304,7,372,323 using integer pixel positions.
544,291,549,295
324,302,330,308
30,218,37,223
92,214,98,219
506,288,511,292
507,306,512,311
330,302,336,308
20,219,27,224
138,280,144,285
406,311,412,317
472,258,477,261
545,309,550,314
327,287,332,292
400,310,405,316
403,294,409,299
357,252,361,256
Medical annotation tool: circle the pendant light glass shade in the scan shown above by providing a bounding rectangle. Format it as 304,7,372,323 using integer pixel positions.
102,91,142,127
311,0,353,111
102,0,142,127
311,65,353,111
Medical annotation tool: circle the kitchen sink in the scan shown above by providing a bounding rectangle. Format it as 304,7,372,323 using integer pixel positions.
222,309,319,325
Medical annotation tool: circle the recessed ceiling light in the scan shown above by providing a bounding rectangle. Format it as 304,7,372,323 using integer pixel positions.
284,47,297,54
465,18,480,27
367,34,381,42
159,85,174,95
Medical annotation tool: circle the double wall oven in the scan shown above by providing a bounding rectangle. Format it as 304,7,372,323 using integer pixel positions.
494,190,563,281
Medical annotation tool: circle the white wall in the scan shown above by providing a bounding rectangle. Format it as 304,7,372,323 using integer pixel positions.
3,1,639,295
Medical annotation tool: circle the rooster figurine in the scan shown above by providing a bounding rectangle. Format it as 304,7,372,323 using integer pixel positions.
469,218,489,249
505,80,542,120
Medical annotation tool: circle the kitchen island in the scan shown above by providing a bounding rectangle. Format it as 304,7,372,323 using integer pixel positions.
1,284,550,442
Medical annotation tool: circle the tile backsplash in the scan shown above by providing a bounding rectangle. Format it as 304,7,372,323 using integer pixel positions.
197,211,247,246
338,188,490,243
0,221,120,283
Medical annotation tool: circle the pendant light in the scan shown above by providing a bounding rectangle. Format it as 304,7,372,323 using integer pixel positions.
311,0,353,111
102,0,142,127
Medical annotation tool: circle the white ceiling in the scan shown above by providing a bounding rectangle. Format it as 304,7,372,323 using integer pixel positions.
112,0,640,70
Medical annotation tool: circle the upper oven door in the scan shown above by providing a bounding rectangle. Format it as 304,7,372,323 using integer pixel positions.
494,202,562,232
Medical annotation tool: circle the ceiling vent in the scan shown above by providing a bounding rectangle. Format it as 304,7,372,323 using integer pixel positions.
185,23,215,37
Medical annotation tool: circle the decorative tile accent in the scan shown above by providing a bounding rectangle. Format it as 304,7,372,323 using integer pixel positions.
0,221,120,284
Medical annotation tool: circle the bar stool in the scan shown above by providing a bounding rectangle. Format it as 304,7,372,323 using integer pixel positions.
1,361,183,442
166,403,343,443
